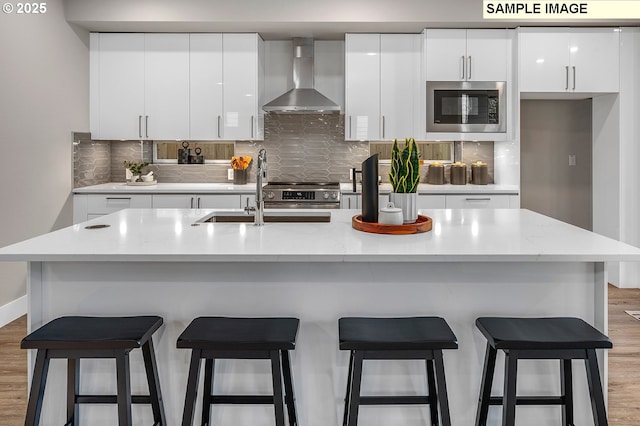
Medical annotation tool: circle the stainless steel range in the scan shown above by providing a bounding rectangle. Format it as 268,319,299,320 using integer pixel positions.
262,182,341,209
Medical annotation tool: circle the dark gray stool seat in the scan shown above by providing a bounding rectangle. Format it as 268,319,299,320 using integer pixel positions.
21,316,166,426
177,317,299,426
475,316,613,426
339,317,458,426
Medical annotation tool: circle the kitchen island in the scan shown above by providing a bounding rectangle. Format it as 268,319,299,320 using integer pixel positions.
1,208,639,426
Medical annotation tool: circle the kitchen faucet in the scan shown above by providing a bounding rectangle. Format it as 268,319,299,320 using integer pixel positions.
246,148,267,226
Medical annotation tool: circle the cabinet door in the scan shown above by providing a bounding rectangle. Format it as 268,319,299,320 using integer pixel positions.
380,34,420,141
519,30,570,92
570,29,619,93
345,34,380,141
93,33,145,140
190,34,224,140
87,194,153,214
445,194,511,209
341,194,360,209
425,29,467,81
417,195,446,209
223,34,260,140
144,34,190,140
152,194,197,208
198,194,242,209
465,29,508,82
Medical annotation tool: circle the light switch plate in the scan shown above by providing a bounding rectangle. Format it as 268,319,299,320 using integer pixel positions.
227,169,234,180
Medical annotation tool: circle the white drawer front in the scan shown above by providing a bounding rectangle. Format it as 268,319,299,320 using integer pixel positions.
87,194,153,214
417,195,446,209
445,195,511,209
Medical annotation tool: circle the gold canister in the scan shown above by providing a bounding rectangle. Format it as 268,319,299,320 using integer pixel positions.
426,162,445,185
449,162,467,185
470,161,488,185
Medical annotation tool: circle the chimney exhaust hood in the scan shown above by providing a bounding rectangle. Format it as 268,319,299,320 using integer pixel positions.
263,38,340,114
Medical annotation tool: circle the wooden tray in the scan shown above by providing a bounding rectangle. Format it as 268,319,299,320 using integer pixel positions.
352,214,432,235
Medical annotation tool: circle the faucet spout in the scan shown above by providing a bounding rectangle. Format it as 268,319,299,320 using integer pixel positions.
255,148,267,226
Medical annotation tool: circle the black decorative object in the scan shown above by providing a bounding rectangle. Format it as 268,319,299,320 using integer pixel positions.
189,147,204,164
178,141,190,164
361,154,379,223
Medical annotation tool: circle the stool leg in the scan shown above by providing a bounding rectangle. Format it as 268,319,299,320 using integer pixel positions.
142,339,167,426
560,359,574,426
342,350,355,426
281,350,298,426
433,350,452,426
475,343,497,426
66,358,79,426
182,349,202,426
426,359,439,426
24,349,50,426
502,350,518,426
115,352,133,426
270,350,286,426
201,358,215,426
585,349,608,426
346,351,364,426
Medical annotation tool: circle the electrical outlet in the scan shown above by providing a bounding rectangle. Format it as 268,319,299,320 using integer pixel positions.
569,155,576,166
349,169,353,181
227,169,234,180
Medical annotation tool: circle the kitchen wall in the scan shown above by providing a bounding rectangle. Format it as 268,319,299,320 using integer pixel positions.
0,0,89,315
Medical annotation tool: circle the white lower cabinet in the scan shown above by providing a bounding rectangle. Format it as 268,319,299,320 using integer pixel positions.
152,194,255,209
417,195,446,209
341,194,390,209
445,194,511,209
73,194,153,224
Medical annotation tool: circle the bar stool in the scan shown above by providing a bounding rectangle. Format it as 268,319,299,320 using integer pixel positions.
474,317,613,426
339,316,458,426
21,315,166,426
177,316,299,426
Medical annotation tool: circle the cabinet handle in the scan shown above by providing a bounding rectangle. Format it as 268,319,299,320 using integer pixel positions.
572,66,576,90
467,56,472,80
145,115,149,138
197,197,201,208
565,66,569,90
106,197,132,201
382,115,386,139
460,55,465,79
251,115,255,139
138,116,142,138
217,115,221,138
465,197,491,201
190,197,194,208
349,116,352,139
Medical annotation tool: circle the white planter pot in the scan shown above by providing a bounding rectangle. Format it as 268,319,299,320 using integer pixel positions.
389,192,418,224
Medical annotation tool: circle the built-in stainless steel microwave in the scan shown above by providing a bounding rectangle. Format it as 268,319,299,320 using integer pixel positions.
426,81,506,133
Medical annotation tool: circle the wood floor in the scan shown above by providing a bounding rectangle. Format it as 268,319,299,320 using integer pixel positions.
0,285,639,425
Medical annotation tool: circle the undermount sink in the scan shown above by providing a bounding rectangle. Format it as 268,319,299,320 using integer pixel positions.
197,211,331,223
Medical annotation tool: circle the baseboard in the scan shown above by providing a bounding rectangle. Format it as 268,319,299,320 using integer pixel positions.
0,295,27,328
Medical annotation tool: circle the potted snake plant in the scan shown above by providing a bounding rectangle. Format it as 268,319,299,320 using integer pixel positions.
389,138,420,223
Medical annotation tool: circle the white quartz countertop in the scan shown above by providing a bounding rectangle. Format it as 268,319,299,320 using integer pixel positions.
1,208,638,263
73,182,519,195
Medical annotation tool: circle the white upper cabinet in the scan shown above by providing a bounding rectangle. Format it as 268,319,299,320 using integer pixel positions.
345,34,381,141
91,32,264,141
519,28,620,93
189,34,224,140
144,34,190,140
345,33,420,141
91,33,145,140
425,29,508,82
223,34,264,140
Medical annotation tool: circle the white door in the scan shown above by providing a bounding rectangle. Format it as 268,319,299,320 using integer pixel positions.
190,34,224,140
95,33,145,140
223,34,259,140
345,34,381,141
144,34,190,140
465,29,508,82
425,29,467,81
380,34,420,141
519,29,570,92
569,29,620,93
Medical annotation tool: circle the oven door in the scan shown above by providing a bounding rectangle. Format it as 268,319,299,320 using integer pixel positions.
427,81,506,133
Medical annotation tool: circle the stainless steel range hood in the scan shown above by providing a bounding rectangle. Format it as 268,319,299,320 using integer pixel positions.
263,38,340,114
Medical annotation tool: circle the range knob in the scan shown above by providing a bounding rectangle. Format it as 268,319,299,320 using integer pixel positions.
323,192,330,200
266,191,275,199
331,192,339,199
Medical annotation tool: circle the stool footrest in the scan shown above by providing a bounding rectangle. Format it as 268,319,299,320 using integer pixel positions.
488,396,566,406
75,394,152,404
207,395,275,404
359,395,432,405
